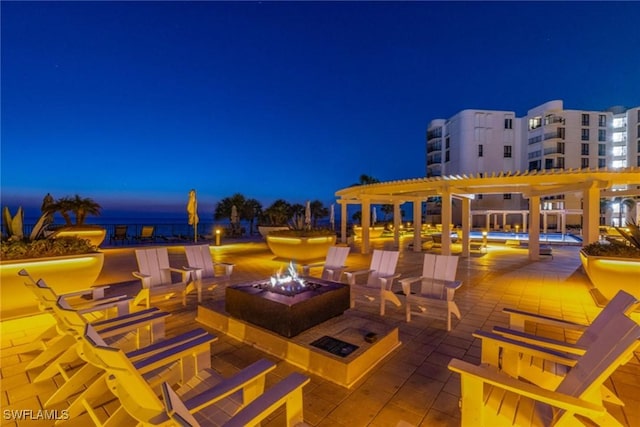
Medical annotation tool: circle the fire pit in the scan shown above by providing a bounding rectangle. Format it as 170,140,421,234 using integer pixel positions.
225,263,350,338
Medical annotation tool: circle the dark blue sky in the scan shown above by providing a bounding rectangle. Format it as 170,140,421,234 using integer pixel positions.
2,1,639,218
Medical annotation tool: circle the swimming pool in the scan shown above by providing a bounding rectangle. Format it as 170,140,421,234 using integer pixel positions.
467,231,582,244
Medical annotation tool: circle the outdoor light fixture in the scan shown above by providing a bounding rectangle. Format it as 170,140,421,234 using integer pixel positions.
482,230,488,248
215,228,221,246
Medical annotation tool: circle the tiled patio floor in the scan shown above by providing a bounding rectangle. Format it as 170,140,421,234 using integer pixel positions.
1,237,639,426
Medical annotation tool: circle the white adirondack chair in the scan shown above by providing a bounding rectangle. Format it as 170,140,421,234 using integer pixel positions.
399,254,461,331
184,244,234,302
76,325,309,427
476,290,639,393
133,247,193,307
300,245,350,281
344,250,401,315
449,308,640,426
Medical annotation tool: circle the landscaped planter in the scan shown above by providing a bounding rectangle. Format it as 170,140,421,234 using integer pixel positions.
266,235,336,262
0,252,104,319
352,226,386,239
579,250,640,300
52,226,107,247
258,226,290,239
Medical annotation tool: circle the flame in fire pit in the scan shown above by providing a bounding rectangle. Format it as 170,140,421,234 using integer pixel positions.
269,262,307,295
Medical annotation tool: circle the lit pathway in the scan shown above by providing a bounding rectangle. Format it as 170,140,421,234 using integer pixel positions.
1,237,638,426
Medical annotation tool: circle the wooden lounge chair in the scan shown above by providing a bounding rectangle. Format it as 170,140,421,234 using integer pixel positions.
109,224,129,245
133,247,193,308
476,290,639,391
448,308,640,426
73,326,309,426
300,245,350,281
344,249,401,315
134,225,156,243
399,254,462,331
184,244,234,302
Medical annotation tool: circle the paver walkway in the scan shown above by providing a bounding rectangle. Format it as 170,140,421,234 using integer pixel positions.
1,237,638,426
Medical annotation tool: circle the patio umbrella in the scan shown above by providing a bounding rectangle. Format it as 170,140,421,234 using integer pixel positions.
305,201,311,228
330,204,335,230
187,189,199,242
372,207,377,225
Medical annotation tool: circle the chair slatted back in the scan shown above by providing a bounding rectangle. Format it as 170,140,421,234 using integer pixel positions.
81,325,167,422
421,254,459,281
135,248,172,288
185,245,215,278
325,246,350,268
556,310,640,403
368,250,399,286
577,290,638,348
114,225,128,238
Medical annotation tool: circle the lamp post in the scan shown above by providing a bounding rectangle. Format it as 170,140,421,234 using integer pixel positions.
215,228,221,246
482,230,488,248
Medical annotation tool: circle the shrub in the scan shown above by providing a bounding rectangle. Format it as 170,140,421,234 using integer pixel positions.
581,241,640,258
0,237,98,260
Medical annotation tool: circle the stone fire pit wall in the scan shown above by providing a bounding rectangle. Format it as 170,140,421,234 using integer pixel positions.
225,278,350,338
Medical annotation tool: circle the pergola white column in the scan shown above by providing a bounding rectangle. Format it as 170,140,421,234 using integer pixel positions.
340,202,348,244
543,211,548,234
529,196,540,261
361,199,371,254
412,199,422,253
561,212,566,235
583,184,600,245
522,212,528,233
461,197,471,258
485,214,490,231
393,202,401,247
441,189,452,256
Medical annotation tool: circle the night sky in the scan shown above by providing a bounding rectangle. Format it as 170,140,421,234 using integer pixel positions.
2,1,639,219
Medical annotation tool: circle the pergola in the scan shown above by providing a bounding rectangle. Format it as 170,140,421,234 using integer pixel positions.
335,168,640,260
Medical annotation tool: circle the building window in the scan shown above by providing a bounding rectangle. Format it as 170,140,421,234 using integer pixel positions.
503,193,512,200
598,158,606,168
528,117,542,130
581,143,589,155
477,194,483,200
581,158,589,168
581,128,590,141
598,144,606,156
504,118,513,129
557,157,565,169
478,144,483,157
598,129,606,142
581,114,590,126
545,159,554,169
529,160,541,171
445,136,450,149
598,115,606,127
557,127,565,139
445,150,450,162
503,145,512,158
557,142,565,154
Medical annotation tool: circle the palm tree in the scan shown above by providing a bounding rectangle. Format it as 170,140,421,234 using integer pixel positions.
45,195,101,225
309,200,329,228
263,199,292,226
214,193,247,222
242,198,262,235
352,174,380,186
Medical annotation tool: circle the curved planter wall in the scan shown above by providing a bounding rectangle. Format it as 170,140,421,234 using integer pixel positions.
352,226,386,239
53,226,107,247
579,250,640,300
266,235,336,263
0,252,105,319
258,226,290,239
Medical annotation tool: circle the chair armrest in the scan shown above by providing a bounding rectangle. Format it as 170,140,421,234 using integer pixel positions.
214,262,234,276
183,359,277,412
399,276,423,295
343,269,373,285
445,280,462,291
503,307,588,332
492,326,587,356
448,359,606,418
472,330,580,367
166,267,192,283
377,273,401,290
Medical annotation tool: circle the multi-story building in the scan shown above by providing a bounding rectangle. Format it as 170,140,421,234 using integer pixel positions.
425,100,640,228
